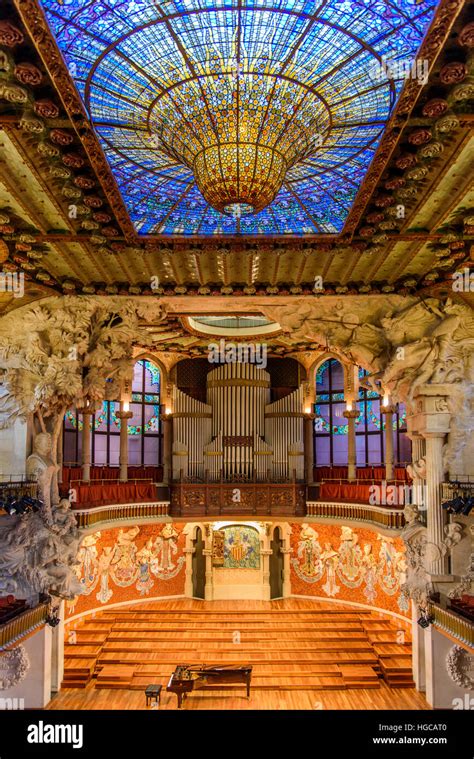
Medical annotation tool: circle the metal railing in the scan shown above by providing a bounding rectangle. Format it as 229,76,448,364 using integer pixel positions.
306,501,405,530
0,602,49,649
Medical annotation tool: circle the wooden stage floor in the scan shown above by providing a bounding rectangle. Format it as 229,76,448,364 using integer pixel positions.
49,598,430,711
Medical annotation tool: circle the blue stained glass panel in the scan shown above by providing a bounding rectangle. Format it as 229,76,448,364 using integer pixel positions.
39,0,439,235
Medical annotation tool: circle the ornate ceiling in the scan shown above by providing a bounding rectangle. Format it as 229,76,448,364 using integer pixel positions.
0,0,472,316
38,0,439,235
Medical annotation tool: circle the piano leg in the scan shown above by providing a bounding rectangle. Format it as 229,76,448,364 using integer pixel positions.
177,692,183,709
247,676,251,699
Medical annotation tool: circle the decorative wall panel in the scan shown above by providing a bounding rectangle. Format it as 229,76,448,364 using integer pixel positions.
290,522,409,616
66,522,186,617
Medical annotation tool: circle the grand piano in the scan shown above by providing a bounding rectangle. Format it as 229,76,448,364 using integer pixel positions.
167,663,252,708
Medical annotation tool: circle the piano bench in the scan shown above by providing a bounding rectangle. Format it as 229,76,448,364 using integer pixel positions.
145,684,162,707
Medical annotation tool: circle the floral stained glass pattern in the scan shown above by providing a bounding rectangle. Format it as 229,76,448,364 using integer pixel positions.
40,0,439,235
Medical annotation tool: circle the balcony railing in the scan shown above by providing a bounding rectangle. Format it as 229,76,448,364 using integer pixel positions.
0,602,49,649
74,501,170,529
306,501,405,530
170,482,306,517
429,603,474,648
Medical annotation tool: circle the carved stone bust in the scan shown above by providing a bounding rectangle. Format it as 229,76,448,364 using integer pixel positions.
26,432,57,519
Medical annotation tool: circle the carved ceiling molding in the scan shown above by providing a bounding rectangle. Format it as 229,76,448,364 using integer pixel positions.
344,0,467,236
11,0,136,240
353,5,474,261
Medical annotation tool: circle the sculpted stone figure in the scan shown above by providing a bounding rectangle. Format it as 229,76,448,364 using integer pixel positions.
25,432,58,522
0,498,82,601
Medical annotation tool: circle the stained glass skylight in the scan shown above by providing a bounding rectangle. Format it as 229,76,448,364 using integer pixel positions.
40,0,439,235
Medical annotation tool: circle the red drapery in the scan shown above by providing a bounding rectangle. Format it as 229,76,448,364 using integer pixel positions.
72,481,158,507
319,481,406,505
62,465,163,489
314,465,410,483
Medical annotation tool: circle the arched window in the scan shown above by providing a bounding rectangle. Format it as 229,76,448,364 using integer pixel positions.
357,369,410,465
127,359,162,466
313,359,348,466
313,360,411,468
62,360,162,467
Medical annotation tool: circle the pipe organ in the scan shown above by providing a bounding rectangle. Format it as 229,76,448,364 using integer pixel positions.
171,364,305,482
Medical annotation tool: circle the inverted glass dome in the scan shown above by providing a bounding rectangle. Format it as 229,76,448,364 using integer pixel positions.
40,0,439,235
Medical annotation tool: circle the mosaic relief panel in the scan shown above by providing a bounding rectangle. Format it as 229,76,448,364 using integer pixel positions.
290,523,409,615
222,525,261,570
66,523,186,616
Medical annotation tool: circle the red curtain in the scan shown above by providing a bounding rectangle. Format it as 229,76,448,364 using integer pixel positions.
320,482,376,504
73,482,157,507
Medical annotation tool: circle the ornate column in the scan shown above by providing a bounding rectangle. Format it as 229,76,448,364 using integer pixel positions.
303,411,315,484
281,547,292,597
57,425,63,484
160,412,173,484
203,547,214,600
412,386,451,579
424,432,448,575
183,546,194,598
343,409,358,481
80,410,92,483
381,403,396,480
116,406,133,481
261,548,272,600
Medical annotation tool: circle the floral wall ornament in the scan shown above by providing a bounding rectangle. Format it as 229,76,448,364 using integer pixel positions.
37,141,60,158
405,165,429,180
0,21,24,48
13,62,42,86
446,646,474,690
19,113,44,133
422,98,449,117
0,82,28,104
0,50,12,71
62,153,84,168
33,99,59,118
418,141,444,158
439,61,468,83
408,128,432,145
451,82,474,100
395,154,417,169
48,165,71,179
0,646,30,691
384,178,405,190
48,130,73,147
458,21,474,47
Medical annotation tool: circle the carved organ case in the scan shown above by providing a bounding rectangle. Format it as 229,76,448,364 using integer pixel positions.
171,363,304,481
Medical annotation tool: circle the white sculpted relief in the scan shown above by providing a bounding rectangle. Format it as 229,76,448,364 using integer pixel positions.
262,296,474,466
0,499,82,600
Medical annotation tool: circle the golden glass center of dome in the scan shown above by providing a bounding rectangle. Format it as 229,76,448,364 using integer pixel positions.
150,68,329,215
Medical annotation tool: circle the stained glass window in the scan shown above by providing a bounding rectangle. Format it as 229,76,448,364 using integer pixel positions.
313,360,411,468
39,0,439,235
63,360,162,467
